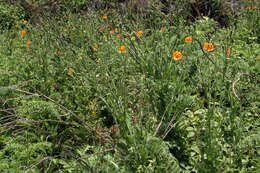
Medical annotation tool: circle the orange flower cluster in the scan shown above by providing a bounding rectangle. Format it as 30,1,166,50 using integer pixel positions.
185,36,192,43
67,68,75,77
119,45,126,54
203,42,214,51
172,51,182,60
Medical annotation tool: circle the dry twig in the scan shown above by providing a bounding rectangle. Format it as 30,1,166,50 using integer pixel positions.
232,73,252,100
0,85,126,155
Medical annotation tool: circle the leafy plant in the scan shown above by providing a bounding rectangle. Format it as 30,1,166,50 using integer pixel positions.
0,1,25,31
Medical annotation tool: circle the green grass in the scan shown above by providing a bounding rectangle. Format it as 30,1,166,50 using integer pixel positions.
0,0,259,172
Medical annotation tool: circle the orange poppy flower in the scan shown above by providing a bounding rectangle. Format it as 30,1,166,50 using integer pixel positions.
253,6,258,10
161,27,165,32
93,45,98,51
143,74,146,79
57,51,61,56
116,34,121,38
109,30,114,34
137,30,143,37
185,36,192,43
23,21,27,25
67,68,75,77
114,28,119,33
68,15,71,20
21,30,26,36
27,41,32,46
172,51,182,60
102,15,107,19
247,6,251,10
119,45,126,54
227,49,231,56
203,42,214,51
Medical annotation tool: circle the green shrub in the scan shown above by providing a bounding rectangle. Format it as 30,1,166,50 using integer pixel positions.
61,0,91,12
0,2,25,31
0,136,52,172
18,100,61,121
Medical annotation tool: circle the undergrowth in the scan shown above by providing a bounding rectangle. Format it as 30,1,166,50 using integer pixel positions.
0,0,259,172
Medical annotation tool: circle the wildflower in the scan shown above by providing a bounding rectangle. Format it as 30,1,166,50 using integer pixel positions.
21,30,26,36
131,36,136,41
68,15,71,20
253,6,258,10
93,45,98,51
247,6,251,10
116,34,121,38
137,30,143,37
109,30,113,34
102,15,107,19
185,36,192,43
27,41,32,46
67,68,75,77
114,28,119,33
143,74,146,79
119,45,126,54
172,51,182,60
203,42,214,51
23,21,27,25
161,27,165,32
57,51,61,56
227,49,231,56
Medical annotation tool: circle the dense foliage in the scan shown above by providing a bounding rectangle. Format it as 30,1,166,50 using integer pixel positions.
0,0,259,172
